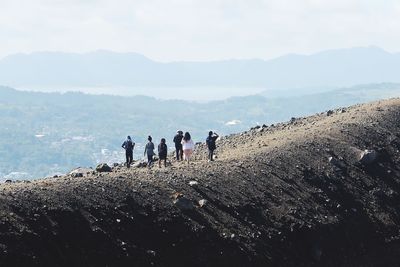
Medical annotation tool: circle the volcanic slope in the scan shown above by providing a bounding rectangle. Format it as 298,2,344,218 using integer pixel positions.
0,98,400,267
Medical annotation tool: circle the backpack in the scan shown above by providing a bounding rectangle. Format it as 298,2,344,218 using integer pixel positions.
126,140,134,150
206,136,216,150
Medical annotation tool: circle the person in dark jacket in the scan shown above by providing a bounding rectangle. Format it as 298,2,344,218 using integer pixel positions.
121,136,135,168
173,130,184,161
158,138,168,168
206,131,219,161
144,136,155,168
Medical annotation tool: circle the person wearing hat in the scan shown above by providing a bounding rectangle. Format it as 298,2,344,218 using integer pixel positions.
173,130,184,161
121,136,135,168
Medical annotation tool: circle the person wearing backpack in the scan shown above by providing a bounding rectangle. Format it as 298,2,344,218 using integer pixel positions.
173,130,184,161
121,136,135,168
206,131,219,161
144,136,155,168
158,138,168,168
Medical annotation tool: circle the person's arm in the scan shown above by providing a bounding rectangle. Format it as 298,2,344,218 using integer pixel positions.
122,141,126,149
132,142,135,149
144,144,147,156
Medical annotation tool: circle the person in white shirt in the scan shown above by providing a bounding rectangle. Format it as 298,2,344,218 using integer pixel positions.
181,132,194,164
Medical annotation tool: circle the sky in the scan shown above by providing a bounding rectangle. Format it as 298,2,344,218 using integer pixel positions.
0,0,399,61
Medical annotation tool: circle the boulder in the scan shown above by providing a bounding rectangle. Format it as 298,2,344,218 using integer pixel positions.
96,163,112,172
359,150,377,165
71,173,83,178
326,110,334,116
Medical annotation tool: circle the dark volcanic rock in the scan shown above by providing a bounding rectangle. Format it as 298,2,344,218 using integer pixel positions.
0,98,399,267
96,163,112,172
359,149,378,165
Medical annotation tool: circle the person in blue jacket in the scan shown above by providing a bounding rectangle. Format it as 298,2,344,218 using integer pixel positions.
121,136,135,168
206,131,219,161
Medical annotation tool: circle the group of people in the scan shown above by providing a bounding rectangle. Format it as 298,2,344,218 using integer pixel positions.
121,130,219,168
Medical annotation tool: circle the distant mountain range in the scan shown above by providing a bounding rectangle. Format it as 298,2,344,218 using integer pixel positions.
0,46,399,90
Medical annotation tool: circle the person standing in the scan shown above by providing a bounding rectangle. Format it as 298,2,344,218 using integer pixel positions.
158,138,168,168
206,131,219,161
181,132,194,165
121,136,135,168
173,130,184,161
144,136,155,168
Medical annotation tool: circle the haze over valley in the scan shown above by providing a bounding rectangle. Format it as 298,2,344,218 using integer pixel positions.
1,81,399,180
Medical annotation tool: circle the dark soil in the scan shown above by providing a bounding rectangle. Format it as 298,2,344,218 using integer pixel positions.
0,98,399,267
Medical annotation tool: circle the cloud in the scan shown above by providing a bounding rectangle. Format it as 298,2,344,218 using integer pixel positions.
0,0,399,61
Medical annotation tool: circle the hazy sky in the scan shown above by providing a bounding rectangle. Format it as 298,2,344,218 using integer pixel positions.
0,0,399,61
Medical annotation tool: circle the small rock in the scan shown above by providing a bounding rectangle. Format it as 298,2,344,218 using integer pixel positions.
171,192,183,200
359,150,377,165
198,199,207,207
189,181,198,186
326,110,334,116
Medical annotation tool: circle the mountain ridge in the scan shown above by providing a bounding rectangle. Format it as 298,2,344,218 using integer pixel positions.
1,46,400,89
0,98,399,266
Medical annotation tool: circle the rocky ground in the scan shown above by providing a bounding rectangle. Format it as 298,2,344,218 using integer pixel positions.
0,98,399,266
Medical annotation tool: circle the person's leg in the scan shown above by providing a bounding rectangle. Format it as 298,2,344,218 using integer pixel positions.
126,152,130,168
180,148,183,161
187,150,192,164
158,159,161,168
175,147,179,160
210,149,214,161
164,158,167,167
129,151,133,167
